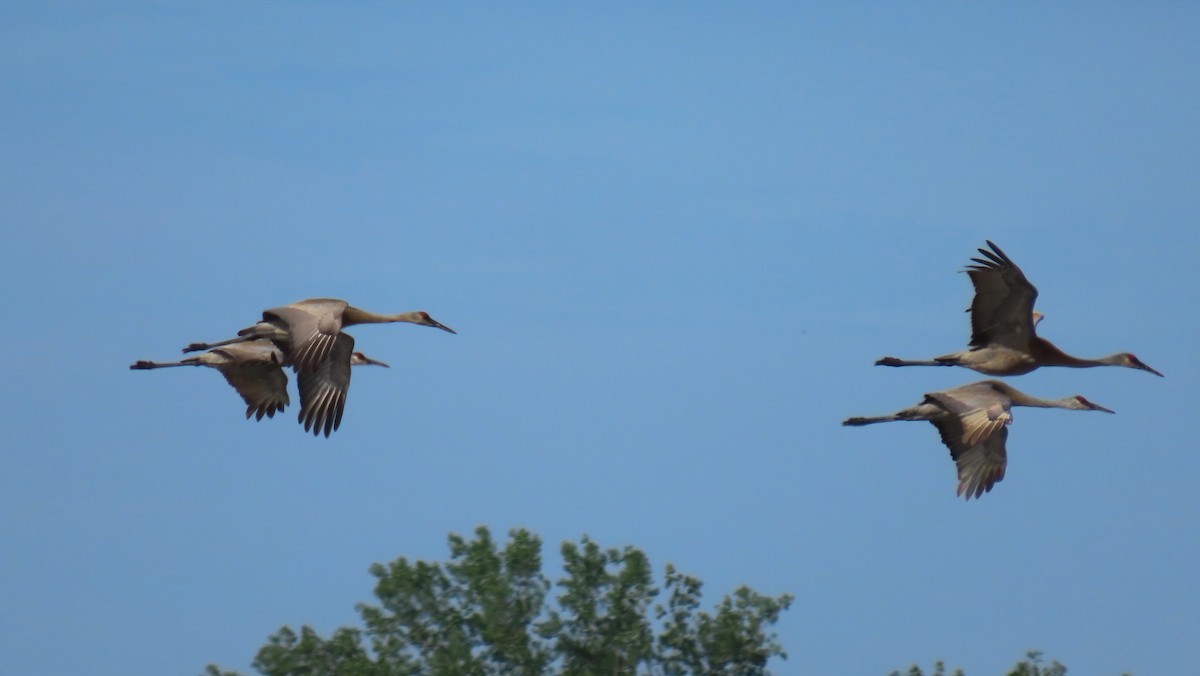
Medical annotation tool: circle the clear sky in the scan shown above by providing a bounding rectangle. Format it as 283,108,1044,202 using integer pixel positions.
2,3,1197,675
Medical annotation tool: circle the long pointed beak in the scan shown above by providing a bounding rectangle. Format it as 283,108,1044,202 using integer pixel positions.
1137,361,1164,377
352,353,390,367
429,320,456,335
1091,402,1116,414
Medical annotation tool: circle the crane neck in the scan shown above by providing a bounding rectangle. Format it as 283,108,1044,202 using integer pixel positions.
1032,338,1108,368
988,381,1076,410
342,306,423,326
343,306,393,325
1032,397,1081,410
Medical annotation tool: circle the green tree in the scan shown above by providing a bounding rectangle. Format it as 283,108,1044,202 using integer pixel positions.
889,660,963,676
206,526,793,676
1004,651,1066,676
890,649,1133,676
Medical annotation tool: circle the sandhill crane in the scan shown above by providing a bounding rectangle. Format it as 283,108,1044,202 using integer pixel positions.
131,340,291,421
183,298,455,372
875,241,1162,377
130,340,388,426
843,380,1114,499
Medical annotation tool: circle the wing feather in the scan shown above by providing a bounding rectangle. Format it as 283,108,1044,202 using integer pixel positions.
211,341,290,421
926,383,1013,499
964,240,1039,352
297,333,354,437
950,430,1009,499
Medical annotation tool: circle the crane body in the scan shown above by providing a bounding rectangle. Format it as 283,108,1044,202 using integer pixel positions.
183,298,455,373
158,298,451,436
131,339,291,421
843,380,1115,499
875,241,1162,377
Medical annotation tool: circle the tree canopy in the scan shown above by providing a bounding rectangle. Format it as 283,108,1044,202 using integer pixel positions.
206,526,794,676
891,650,1133,676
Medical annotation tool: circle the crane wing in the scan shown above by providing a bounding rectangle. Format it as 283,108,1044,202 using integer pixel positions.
926,385,1012,443
264,299,348,373
965,240,1039,352
926,385,1012,499
297,332,354,437
947,429,1009,500
211,341,290,421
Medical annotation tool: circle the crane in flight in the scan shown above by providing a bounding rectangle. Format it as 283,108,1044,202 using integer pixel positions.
843,380,1114,499
875,241,1162,377
130,339,388,424
183,298,455,372
165,298,452,436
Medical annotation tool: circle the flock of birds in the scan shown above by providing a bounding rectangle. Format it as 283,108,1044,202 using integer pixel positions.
843,241,1161,499
128,241,1159,497
131,298,455,437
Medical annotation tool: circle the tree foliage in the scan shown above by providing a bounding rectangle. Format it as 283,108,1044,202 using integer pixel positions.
890,649,1132,676
206,526,793,676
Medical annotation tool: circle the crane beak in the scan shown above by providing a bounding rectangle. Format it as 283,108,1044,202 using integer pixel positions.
428,319,456,334
1089,402,1116,414
1134,359,1163,377
353,354,390,367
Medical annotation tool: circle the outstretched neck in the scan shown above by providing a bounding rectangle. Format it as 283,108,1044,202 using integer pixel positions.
989,382,1077,410
343,306,421,326
1014,394,1092,411
1032,338,1108,368
1009,394,1077,410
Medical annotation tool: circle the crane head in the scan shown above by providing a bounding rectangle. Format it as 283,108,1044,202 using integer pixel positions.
1122,353,1163,377
415,311,457,334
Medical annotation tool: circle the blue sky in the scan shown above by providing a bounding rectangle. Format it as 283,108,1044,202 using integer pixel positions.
2,3,1197,675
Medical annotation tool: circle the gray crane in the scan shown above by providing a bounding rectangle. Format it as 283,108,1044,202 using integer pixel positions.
875,241,1162,377
843,380,1114,499
183,298,455,372
131,339,388,423
175,298,451,435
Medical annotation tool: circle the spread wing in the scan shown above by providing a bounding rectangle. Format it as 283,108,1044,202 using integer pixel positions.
297,332,354,437
925,386,1012,500
965,240,1039,352
211,341,290,420
264,299,348,373
947,428,1009,500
